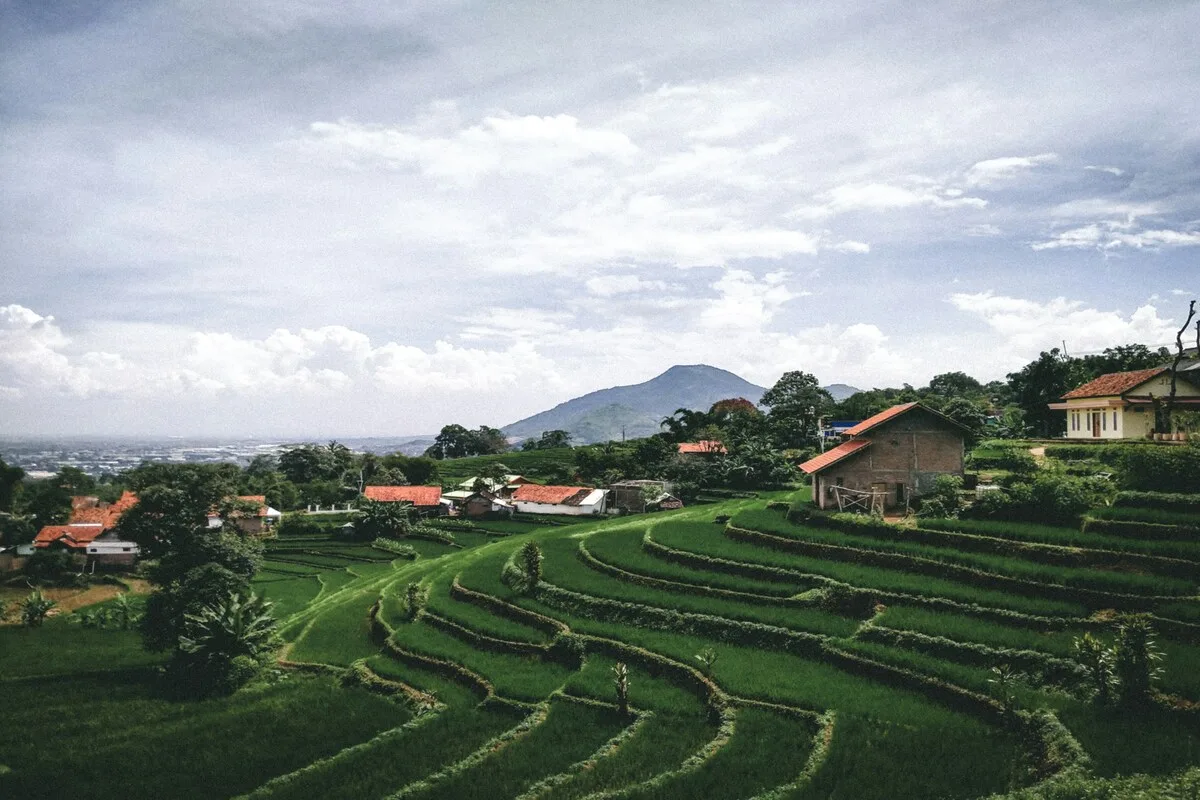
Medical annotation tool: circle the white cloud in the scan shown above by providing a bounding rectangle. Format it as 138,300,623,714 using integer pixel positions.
299,113,638,182
949,292,1177,352
1032,223,1200,251
584,275,669,296
795,182,987,218
1085,165,1125,176
965,153,1058,186
701,269,800,330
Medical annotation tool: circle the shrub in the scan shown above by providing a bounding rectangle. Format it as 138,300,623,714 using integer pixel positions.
1112,615,1163,706
277,514,324,537
402,582,427,621
916,475,964,519
613,661,630,715
548,632,587,668
1113,490,1200,514
520,541,543,595
965,473,1108,525
1071,633,1114,704
819,584,877,618
1116,444,1200,493
371,538,418,558
172,591,280,697
20,589,56,627
22,549,78,584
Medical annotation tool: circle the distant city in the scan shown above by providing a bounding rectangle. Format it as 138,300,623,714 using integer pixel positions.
0,436,435,478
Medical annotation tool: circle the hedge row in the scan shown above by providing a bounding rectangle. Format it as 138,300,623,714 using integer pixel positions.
1081,517,1199,541
726,524,1175,611
450,576,569,636
345,658,444,711
532,579,826,658
1012,708,1091,786
577,538,796,607
641,529,1090,632
1114,490,1200,514
381,637,497,704
855,625,1087,689
748,711,836,800
385,701,549,800
421,610,547,657
1042,444,1140,464
370,539,419,559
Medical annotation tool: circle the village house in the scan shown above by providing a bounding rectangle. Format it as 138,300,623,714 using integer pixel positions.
1048,366,1200,440
206,495,283,535
362,485,449,516
798,402,968,512
511,484,608,516
34,491,141,566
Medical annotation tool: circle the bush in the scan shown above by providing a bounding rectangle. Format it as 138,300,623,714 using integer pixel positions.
1116,444,1200,493
548,632,587,668
20,589,57,627
964,474,1108,525
1112,490,1200,514
277,514,324,537
22,549,78,584
916,475,964,519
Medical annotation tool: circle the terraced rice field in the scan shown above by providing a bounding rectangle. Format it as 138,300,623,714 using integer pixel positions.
5,494,1198,799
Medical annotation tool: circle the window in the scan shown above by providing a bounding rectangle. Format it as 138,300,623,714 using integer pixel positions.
1113,411,1118,430
1102,412,1106,431
835,477,845,487
122,547,131,552
895,484,905,503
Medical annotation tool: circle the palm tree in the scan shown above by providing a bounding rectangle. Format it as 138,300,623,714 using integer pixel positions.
354,498,416,540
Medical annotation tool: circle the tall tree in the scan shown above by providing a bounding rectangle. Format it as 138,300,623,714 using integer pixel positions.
760,371,833,448
1005,348,1079,437
0,456,25,513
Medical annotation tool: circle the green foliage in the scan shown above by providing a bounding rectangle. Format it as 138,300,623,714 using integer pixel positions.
547,631,587,668
1116,443,1200,493
1112,489,1200,513
370,538,418,559
969,444,1039,473
380,453,440,485
1072,634,1115,704
277,513,324,536
694,647,719,677
941,396,989,446
22,548,77,583
987,664,1019,712
0,455,25,513
520,540,543,595
612,661,630,715
174,591,279,696
20,589,56,627
521,429,573,450
402,582,428,621
966,473,1109,525
1112,615,1163,706
352,498,419,540
15,479,72,528
424,424,509,459
916,474,964,519
760,370,833,448
988,767,1200,800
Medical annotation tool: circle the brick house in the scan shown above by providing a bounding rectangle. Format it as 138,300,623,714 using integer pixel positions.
34,491,141,566
798,402,968,511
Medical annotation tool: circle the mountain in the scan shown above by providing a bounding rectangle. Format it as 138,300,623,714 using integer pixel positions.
824,383,862,402
503,364,768,444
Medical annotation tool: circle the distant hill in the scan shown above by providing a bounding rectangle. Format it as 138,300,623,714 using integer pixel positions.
503,364,768,444
824,383,862,402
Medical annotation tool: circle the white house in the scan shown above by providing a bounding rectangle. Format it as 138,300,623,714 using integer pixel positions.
1049,367,1200,440
511,484,608,516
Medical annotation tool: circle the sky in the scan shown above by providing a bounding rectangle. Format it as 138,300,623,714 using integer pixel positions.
1,0,1198,437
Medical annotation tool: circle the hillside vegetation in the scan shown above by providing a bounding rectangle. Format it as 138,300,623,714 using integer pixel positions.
5,488,1198,799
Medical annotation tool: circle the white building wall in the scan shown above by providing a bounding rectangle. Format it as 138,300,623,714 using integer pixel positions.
514,491,607,516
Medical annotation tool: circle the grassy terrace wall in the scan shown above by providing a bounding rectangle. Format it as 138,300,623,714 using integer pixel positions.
6,492,1199,800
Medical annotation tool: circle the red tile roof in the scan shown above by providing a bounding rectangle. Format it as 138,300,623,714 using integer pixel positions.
678,440,727,454
108,491,139,516
69,507,110,526
842,402,921,437
797,439,873,474
237,495,270,516
1061,368,1167,400
34,525,109,549
362,485,444,506
512,484,594,505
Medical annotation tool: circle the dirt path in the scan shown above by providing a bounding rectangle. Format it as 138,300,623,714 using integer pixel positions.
1029,446,1046,461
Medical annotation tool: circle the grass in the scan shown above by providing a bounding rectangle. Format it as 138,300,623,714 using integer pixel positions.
650,520,1089,617
919,517,1200,562
874,605,1087,657
252,576,324,620
389,619,574,702
585,525,809,597
537,534,859,638
732,509,1195,596
0,671,404,800
411,697,628,800
0,618,163,678
1088,505,1200,528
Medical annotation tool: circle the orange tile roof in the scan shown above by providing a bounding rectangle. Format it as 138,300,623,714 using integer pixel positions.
69,507,110,525
34,525,108,549
35,525,75,544
797,439,873,474
678,440,727,454
1061,368,1166,400
238,495,269,516
108,491,139,515
362,485,444,506
512,484,594,505
842,402,921,437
